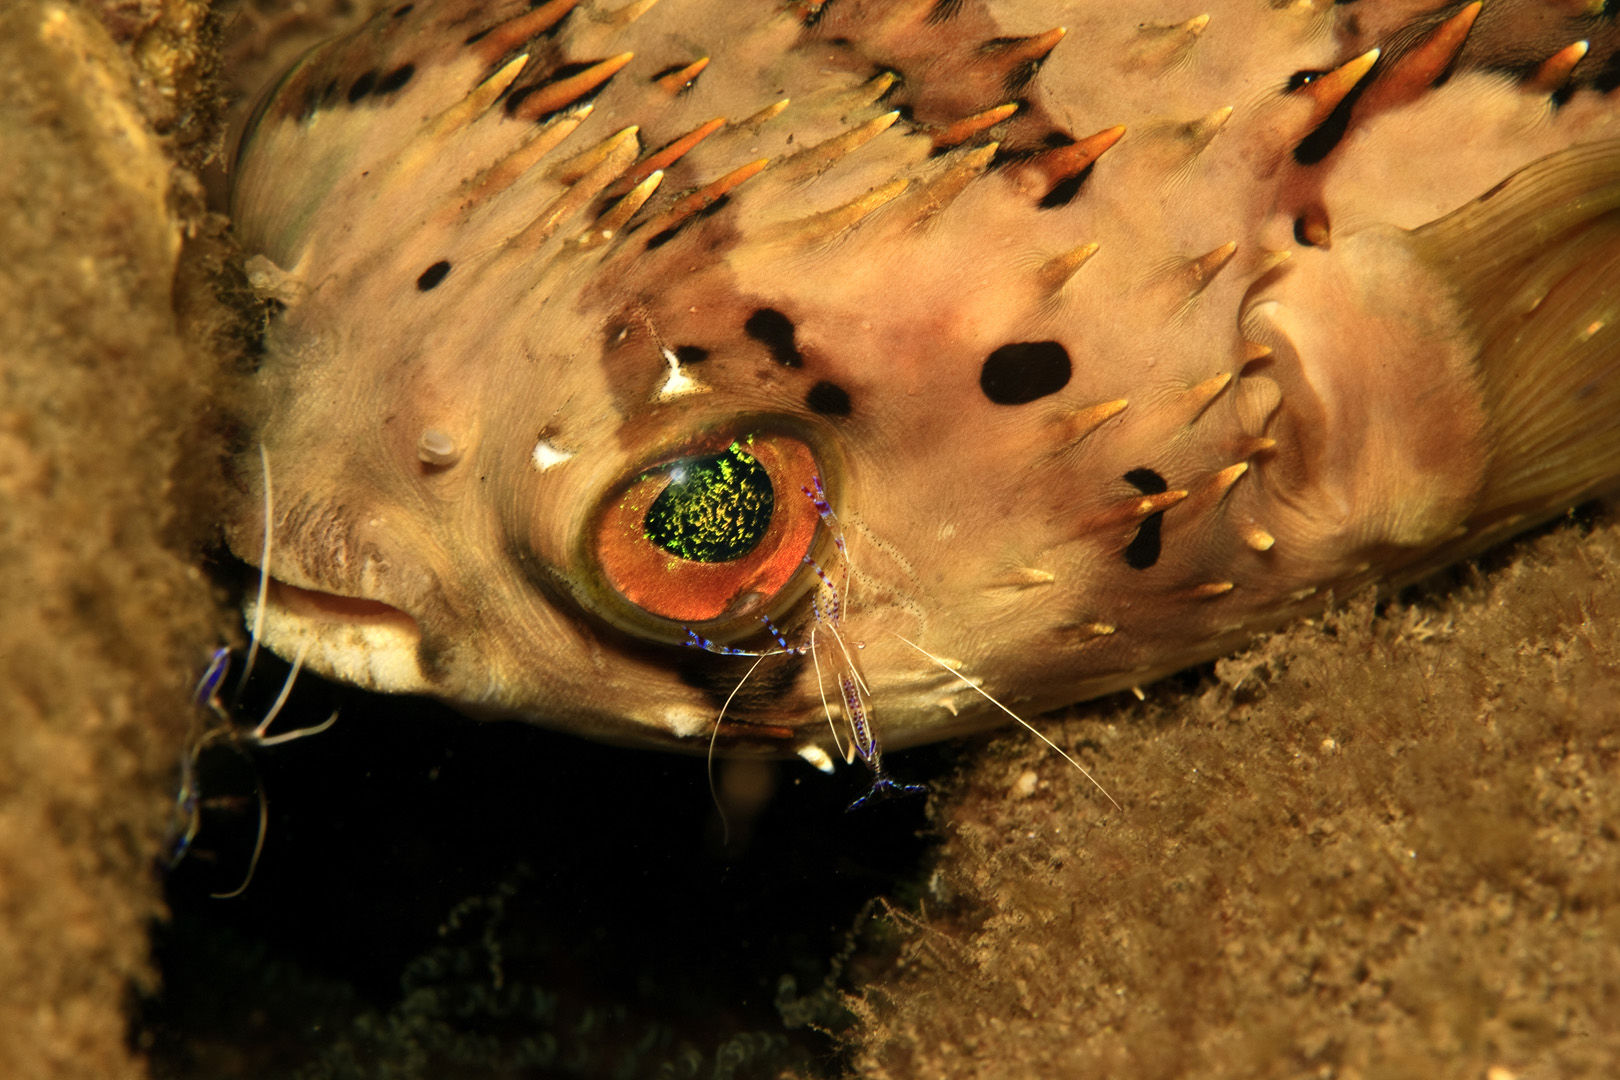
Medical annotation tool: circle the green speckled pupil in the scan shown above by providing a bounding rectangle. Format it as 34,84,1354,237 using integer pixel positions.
644,443,774,562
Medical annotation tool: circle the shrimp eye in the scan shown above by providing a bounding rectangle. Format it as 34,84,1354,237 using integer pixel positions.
595,434,822,626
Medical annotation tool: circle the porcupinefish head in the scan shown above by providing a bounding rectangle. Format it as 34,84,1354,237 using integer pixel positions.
226,0,1620,759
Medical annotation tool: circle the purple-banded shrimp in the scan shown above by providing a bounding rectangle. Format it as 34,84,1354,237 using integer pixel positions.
686,475,1116,823
165,448,339,898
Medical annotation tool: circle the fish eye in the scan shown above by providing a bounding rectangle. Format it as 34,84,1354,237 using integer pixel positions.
594,433,823,628
643,445,774,563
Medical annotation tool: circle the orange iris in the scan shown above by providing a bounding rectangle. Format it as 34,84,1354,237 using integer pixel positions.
595,433,823,625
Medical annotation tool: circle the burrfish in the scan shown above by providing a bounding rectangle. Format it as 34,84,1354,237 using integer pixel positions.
225,0,1620,780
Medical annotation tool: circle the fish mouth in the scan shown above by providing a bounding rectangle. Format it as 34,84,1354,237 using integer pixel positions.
267,577,419,630
246,575,432,695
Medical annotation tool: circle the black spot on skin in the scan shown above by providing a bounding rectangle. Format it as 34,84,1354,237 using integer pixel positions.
1039,166,1093,209
673,345,710,365
1292,74,1373,166
1124,516,1163,569
347,70,378,103
1293,217,1316,246
391,3,413,17
991,127,1073,169
989,144,1032,168
1122,468,1168,569
1124,468,1167,495
298,80,344,122
805,381,852,417
504,85,537,116
416,260,451,291
645,225,681,250
1596,53,1620,95
694,193,732,222
979,341,1071,405
377,64,415,94
1294,104,1352,165
744,308,803,367
463,26,492,44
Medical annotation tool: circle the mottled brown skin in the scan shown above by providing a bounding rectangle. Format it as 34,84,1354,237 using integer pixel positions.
227,0,1620,761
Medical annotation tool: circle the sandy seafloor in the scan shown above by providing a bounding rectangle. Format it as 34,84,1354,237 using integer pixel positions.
3,2,1618,1078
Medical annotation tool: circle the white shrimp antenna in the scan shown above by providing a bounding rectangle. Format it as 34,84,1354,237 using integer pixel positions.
234,444,273,702
892,633,1122,812
706,653,768,848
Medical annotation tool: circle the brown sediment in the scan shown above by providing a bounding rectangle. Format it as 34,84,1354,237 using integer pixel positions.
844,517,1620,1079
0,1,232,1077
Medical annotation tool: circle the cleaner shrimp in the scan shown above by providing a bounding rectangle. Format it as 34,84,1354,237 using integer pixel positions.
688,475,1119,822
165,447,339,898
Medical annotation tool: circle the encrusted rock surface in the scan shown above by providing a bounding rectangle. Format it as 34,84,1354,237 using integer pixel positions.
0,2,227,1076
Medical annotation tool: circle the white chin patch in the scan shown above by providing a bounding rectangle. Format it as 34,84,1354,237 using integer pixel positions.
659,703,718,739
247,586,431,695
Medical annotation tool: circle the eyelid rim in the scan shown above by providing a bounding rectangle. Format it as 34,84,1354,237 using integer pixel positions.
580,424,839,645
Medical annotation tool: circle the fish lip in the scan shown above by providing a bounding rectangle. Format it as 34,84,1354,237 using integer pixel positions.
241,574,433,695
265,576,420,633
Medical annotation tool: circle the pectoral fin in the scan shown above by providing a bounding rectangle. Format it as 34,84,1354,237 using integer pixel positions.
1412,140,1620,526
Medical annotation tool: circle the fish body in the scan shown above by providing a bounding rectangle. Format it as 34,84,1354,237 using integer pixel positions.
227,0,1620,759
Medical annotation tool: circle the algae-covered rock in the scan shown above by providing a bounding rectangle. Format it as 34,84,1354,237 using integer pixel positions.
0,2,227,1077
846,521,1620,1079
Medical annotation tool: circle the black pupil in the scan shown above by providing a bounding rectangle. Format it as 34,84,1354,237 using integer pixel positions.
644,443,774,562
